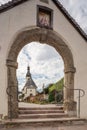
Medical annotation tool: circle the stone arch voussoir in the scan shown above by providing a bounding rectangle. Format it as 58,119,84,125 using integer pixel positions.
6,27,76,118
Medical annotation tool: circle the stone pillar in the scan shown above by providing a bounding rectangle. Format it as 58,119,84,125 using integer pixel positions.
6,59,18,119
64,67,77,117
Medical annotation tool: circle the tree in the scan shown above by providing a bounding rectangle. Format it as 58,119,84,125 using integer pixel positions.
48,78,64,103
48,91,55,102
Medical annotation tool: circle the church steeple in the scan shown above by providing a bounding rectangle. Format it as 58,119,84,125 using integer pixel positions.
24,65,37,89
26,65,31,79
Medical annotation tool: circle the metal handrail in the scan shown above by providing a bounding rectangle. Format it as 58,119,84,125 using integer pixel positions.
64,85,85,118
64,85,85,97
6,87,13,97
6,87,13,120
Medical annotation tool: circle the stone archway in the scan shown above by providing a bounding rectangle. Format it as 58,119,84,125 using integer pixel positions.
6,27,76,118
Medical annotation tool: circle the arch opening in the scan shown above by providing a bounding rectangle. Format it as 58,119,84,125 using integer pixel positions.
6,27,76,118
17,42,64,104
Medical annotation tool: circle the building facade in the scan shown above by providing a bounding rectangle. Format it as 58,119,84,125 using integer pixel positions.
0,0,87,118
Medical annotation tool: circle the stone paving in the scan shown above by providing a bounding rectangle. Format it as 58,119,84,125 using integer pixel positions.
1,103,87,130
1,124,87,130
19,102,61,108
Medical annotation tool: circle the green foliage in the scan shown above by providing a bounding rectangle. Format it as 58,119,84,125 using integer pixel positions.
56,91,63,103
49,78,64,92
40,100,49,104
48,92,55,102
19,93,24,99
44,87,49,94
42,84,54,94
48,78,64,103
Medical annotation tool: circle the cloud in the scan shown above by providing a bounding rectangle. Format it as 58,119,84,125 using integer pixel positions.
0,0,11,5
59,0,87,33
17,42,64,91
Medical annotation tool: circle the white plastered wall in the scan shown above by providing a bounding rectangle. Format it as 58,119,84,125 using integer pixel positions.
22,87,36,99
24,88,36,98
0,0,87,118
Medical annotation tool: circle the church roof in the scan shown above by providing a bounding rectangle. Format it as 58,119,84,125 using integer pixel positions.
25,78,37,89
0,0,87,41
23,66,37,89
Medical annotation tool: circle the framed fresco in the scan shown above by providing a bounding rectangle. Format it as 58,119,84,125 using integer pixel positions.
37,5,53,29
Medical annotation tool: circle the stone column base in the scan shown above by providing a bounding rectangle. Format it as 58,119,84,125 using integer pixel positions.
8,101,18,119
64,100,77,117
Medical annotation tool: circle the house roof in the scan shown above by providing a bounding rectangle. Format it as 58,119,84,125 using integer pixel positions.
0,0,87,41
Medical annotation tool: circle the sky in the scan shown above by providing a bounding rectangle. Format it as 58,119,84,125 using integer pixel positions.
17,43,64,91
0,0,87,91
58,0,87,33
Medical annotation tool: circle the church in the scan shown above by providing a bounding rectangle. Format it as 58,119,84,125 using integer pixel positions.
22,66,37,101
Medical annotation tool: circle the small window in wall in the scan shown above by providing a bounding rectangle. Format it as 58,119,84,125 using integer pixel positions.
30,93,33,96
37,5,53,29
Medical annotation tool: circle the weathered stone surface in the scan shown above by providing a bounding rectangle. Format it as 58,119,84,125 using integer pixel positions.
64,100,77,116
40,0,49,4
6,62,18,119
6,27,76,118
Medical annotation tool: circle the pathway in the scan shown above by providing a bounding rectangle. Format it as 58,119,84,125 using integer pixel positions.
1,124,87,130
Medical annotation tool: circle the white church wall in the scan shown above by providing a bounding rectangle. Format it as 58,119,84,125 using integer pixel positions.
22,87,27,95
24,88,36,99
0,0,87,118
0,0,37,117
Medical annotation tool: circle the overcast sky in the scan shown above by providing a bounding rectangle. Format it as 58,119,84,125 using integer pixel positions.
0,0,87,91
59,0,87,33
17,43,64,91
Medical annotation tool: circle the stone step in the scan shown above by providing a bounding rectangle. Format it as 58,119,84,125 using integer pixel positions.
19,110,64,114
19,106,63,110
19,113,68,119
2,118,86,127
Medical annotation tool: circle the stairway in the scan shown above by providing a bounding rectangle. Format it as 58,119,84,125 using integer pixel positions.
13,105,85,126
18,105,68,119
1,104,86,128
